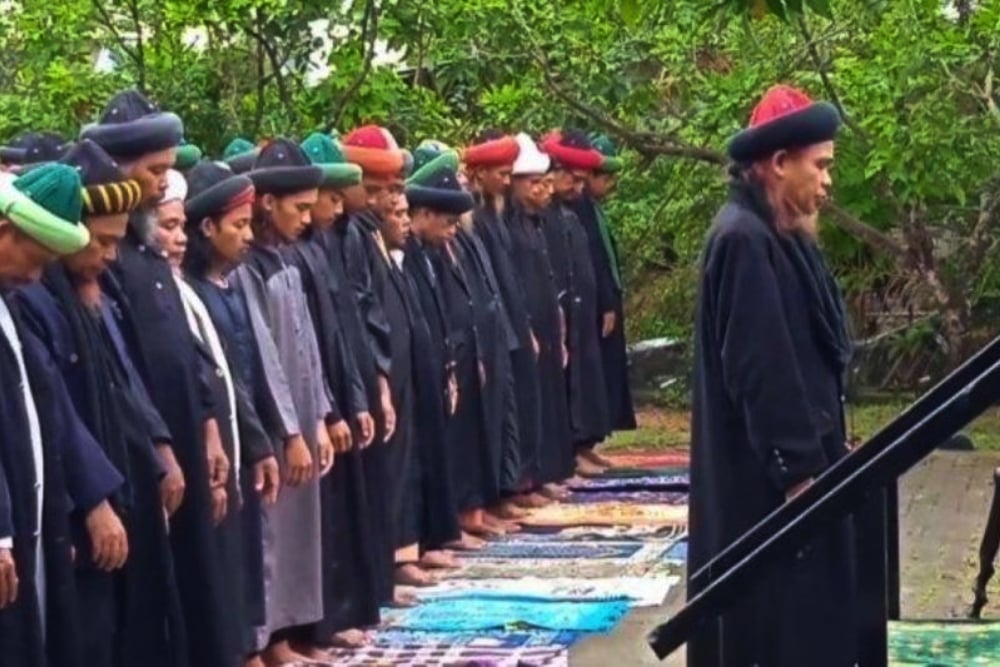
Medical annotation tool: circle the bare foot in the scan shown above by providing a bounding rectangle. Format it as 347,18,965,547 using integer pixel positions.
261,641,310,667
390,588,420,608
289,643,334,664
540,483,570,500
395,563,440,587
444,532,486,551
329,628,371,649
245,656,266,667
581,448,615,467
575,455,606,476
493,500,529,519
513,491,551,508
484,512,521,534
420,550,461,569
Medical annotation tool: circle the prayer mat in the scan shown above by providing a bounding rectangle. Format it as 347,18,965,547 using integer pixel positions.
458,541,643,560
565,490,687,505
511,524,685,542
889,620,1000,665
604,451,690,468
584,465,690,479
373,630,581,649
323,643,569,666
381,595,630,633
567,475,689,492
520,501,688,528
417,576,680,608
450,541,677,580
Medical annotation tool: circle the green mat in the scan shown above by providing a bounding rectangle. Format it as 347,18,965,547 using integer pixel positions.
890,620,1000,665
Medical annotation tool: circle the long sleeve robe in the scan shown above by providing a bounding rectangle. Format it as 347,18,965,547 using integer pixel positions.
17,270,187,667
233,243,329,645
687,183,857,667
284,236,381,634
568,196,636,430
108,228,235,666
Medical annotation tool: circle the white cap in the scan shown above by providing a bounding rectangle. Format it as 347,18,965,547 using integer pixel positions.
160,169,187,204
511,133,550,176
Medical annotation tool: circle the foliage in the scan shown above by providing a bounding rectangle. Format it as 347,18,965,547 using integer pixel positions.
0,0,997,390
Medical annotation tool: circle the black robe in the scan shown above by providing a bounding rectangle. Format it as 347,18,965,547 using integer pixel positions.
687,183,858,667
543,202,610,448
473,204,542,485
568,196,636,430
284,236,381,633
455,228,521,494
0,294,123,667
505,204,573,484
402,237,460,549
433,242,496,510
335,212,397,603
107,226,237,667
17,270,188,667
186,277,274,651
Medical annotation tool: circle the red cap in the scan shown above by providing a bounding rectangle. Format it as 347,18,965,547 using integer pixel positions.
748,85,815,128
343,125,404,176
463,136,519,168
540,131,604,171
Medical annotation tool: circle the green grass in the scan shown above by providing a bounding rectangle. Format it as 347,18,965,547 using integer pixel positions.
606,403,1000,452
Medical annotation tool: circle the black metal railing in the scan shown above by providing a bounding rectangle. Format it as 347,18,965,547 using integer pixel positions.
648,334,1000,664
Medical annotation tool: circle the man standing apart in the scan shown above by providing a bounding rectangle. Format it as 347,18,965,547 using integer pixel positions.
687,85,858,667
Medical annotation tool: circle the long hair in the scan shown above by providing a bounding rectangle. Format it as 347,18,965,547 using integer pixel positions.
181,214,214,279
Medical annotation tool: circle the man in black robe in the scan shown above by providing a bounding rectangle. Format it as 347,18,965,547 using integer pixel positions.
568,134,636,440
82,89,238,667
540,131,611,476
465,134,549,510
506,134,574,496
687,84,858,667
0,163,124,667
297,132,383,646
17,140,188,667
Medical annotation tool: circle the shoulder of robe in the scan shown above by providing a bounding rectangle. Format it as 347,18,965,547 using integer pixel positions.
704,203,779,269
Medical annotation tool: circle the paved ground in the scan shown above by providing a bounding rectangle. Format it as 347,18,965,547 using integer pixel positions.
569,450,1000,666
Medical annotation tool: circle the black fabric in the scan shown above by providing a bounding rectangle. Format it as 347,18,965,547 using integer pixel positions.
543,202,610,448
185,162,254,224
686,183,858,667
107,230,238,667
16,132,70,165
727,102,840,163
405,167,474,215
283,237,381,634
568,196,636,430
60,140,126,186
82,90,183,160
249,139,323,196
504,203,573,484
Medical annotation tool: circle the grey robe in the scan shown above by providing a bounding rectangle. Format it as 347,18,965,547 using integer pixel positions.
234,244,331,646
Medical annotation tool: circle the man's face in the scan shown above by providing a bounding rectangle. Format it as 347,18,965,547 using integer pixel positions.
551,168,587,200
340,183,368,214
63,213,129,281
381,195,411,250
0,224,58,288
474,165,512,197
311,188,344,229
153,200,187,269
587,172,616,200
261,189,318,243
205,202,254,266
364,173,404,218
126,147,177,206
511,175,552,212
413,208,456,247
771,141,835,220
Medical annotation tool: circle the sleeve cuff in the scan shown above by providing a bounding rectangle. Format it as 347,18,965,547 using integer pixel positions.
766,444,828,494
0,537,12,549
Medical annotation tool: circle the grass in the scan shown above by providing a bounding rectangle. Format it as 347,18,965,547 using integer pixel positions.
607,403,1000,452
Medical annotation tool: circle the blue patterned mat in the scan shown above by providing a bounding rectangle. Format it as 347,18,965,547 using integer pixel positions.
662,537,688,563
373,629,581,649
460,541,643,560
568,474,690,492
382,595,630,632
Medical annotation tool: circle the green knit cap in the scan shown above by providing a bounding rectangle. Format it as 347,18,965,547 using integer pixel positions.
589,133,623,173
408,140,460,186
300,132,362,188
0,163,89,254
175,141,203,170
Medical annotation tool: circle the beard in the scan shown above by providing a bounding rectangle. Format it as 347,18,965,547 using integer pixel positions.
131,208,160,249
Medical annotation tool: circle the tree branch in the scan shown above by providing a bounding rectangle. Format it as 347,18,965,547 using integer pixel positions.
90,0,142,77
825,203,907,260
123,0,146,90
244,11,293,125
327,0,378,132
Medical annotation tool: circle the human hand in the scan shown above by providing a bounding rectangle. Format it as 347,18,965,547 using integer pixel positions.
254,455,281,505
157,444,186,518
284,434,314,486
85,500,128,571
0,548,16,608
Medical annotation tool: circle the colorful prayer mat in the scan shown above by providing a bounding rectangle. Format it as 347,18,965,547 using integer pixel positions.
381,595,630,633
662,536,688,564
373,630,581,649
324,642,568,666
889,620,1000,665
604,451,690,468
586,465,690,479
567,475,689,492
417,576,680,609
458,541,643,560
565,490,687,505
520,501,688,528
450,541,677,580
510,524,684,542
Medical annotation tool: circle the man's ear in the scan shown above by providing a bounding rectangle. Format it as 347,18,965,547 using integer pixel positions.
199,217,214,238
261,193,276,212
770,149,789,178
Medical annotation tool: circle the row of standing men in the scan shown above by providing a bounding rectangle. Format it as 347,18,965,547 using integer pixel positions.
0,87,636,667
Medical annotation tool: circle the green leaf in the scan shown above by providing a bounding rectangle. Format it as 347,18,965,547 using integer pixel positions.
807,0,834,18
620,0,642,25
